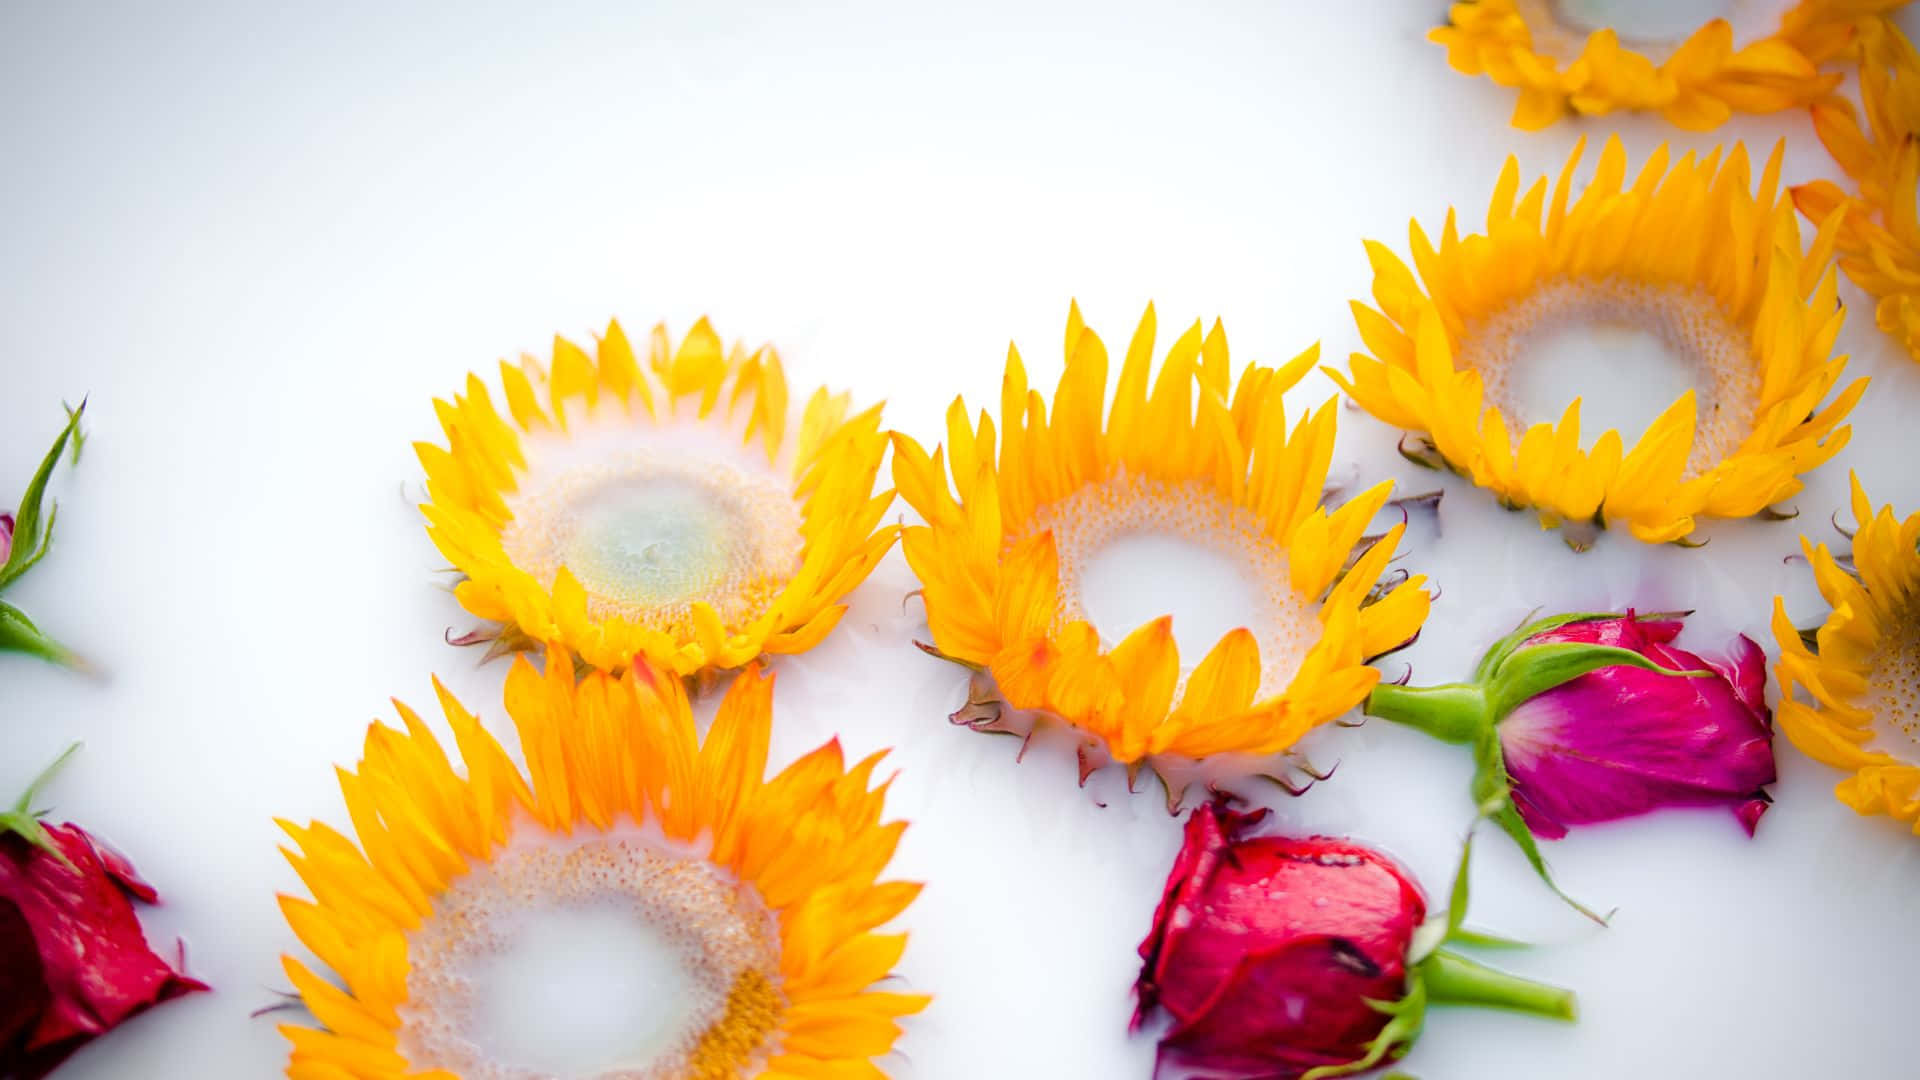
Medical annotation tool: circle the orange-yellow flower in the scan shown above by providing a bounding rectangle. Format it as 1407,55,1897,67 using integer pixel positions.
275,649,926,1078
892,304,1430,785
417,318,895,677
1334,136,1864,546
1429,0,1890,130
1773,475,1920,831
1794,17,1920,361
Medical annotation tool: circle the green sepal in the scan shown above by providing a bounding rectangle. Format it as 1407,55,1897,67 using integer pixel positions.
1484,641,1707,724
1299,971,1428,1080
1,742,81,870
0,598,82,669
1445,927,1534,950
0,400,85,593
1471,610,1688,683
1491,798,1610,926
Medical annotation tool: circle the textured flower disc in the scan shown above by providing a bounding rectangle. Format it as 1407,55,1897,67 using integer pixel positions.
1795,17,1920,361
1772,475,1920,831
275,650,926,1079
419,318,896,676
892,304,1432,777
1335,135,1865,545
1428,0,1900,130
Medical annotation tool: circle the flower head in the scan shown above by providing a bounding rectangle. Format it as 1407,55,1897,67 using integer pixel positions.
1430,0,1846,130
1772,474,1920,830
1793,17,1920,361
893,303,1430,797
275,648,925,1079
419,319,895,677
1366,611,1775,918
1335,136,1863,546
2,746,207,1079
1134,800,1575,1079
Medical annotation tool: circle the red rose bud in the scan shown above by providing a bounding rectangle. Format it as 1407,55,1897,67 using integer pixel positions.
1134,800,1575,1080
1,746,206,1078
1364,611,1776,920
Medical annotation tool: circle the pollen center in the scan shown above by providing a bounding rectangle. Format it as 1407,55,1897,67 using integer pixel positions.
400,829,784,1080
1460,276,1758,480
501,451,803,634
1025,471,1319,697
1866,614,1920,758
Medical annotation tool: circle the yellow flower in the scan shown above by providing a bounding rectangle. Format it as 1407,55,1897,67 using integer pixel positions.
1794,17,1920,361
892,304,1431,785
1430,0,1855,130
1334,136,1865,546
1772,475,1920,831
418,318,896,677
276,649,926,1079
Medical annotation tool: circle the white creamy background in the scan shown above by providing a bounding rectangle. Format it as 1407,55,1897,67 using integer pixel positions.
2,2,1918,1077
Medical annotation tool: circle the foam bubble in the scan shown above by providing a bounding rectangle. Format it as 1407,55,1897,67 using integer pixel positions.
399,827,783,1079
1458,276,1759,481
1022,471,1319,698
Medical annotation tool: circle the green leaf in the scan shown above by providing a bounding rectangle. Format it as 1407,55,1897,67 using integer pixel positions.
1491,800,1610,926
0,400,85,592
0,598,80,668
2,742,81,871
1485,641,1708,723
1301,971,1428,1080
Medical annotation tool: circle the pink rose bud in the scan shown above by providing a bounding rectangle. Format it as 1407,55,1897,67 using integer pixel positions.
1,747,206,1077
1134,799,1575,1079
1365,611,1775,920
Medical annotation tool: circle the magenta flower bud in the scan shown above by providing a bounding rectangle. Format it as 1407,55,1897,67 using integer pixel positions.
1364,612,1776,920
1133,799,1576,1079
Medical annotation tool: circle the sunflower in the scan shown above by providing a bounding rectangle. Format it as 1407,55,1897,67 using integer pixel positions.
1772,475,1920,830
1794,17,1920,361
1333,136,1865,546
418,318,896,677
891,304,1431,792
275,648,925,1079
1429,0,1867,130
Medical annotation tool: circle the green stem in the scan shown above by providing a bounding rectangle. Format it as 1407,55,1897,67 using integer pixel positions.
1418,948,1577,1022
1364,683,1487,744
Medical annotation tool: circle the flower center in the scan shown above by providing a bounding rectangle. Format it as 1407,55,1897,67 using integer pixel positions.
1520,0,1788,62
502,450,803,633
1460,277,1758,480
1866,613,1920,759
400,829,784,1080
1024,471,1318,697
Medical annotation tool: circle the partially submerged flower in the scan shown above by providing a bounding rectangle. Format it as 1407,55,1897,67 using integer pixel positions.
1334,136,1863,546
1134,799,1575,1079
0,402,88,670
1365,611,1775,918
892,303,1430,801
419,319,895,677
2,745,208,1078
1794,17,1920,361
275,647,925,1079
1772,474,1920,830
1430,0,1847,130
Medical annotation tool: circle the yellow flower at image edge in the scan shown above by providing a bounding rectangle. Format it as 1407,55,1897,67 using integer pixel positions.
893,305,1432,788
1430,0,1894,130
276,650,926,1079
1335,135,1864,546
1773,476,1920,830
419,318,896,676
1794,18,1920,361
